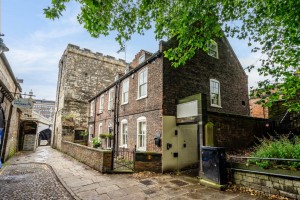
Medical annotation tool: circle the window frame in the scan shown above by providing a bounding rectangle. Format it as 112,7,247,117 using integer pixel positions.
108,88,114,110
107,125,113,149
90,100,95,116
122,78,129,105
138,53,145,64
136,116,146,151
99,95,104,113
137,68,148,99
210,79,221,107
88,125,93,143
120,119,128,148
207,40,219,59
98,123,102,138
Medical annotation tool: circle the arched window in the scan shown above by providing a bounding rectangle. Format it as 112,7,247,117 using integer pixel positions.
137,116,146,151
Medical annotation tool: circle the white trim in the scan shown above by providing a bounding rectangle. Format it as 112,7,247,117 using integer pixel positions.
136,116,146,151
122,78,129,104
138,53,145,64
107,125,113,149
210,79,221,107
120,119,128,148
99,95,104,113
137,68,148,99
88,125,93,143
98,123,103,136
108,88,114,110
207,40,219,59
90,100,95,116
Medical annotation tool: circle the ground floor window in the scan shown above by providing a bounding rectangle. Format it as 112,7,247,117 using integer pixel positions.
137,117,146,151
107,126,113,149
121,119,128,148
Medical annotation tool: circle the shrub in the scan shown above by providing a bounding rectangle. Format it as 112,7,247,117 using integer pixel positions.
250,135,300,169
92,138,101,148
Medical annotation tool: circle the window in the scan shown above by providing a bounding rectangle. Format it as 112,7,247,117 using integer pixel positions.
107,125,113,149
138,68,148,99
137,117,146,151
88,125,93,143
98,123,103,137
210,79,221,107
108,88,114,110
207,40,219,59
138,53,145,64
90,100,95,116
99,95,104,113
120,119,128,148
122,79,129,104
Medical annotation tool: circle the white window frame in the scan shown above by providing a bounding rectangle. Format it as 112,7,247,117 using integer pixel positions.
137,68,148,99
120,119,128,148
99,95,104,113
88,125,93,143
207,40,219,59
122,79,129,105
138,53,145,64
137,116,146,151
108,88,114,110
210,79,221,107
90,100,95,116
98,123,103,139
107,125,113,149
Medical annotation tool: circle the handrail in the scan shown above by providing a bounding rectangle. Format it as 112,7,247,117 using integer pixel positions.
228,156,300,162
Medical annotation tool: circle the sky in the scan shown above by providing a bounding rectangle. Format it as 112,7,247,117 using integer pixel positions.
2,0,262,101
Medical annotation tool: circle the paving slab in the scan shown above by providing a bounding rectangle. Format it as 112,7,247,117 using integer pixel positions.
4,146,270,200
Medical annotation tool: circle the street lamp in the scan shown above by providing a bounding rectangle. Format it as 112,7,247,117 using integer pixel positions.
0,0,9,54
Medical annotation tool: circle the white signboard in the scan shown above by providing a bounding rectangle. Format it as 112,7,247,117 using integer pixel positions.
12,98,34,109
177,100,198,118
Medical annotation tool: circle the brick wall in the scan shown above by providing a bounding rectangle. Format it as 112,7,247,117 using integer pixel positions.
162,37,250,117
233,170,300,199
61,140,112,173
249,98,268,118
135,152,162,173
207,111,270,150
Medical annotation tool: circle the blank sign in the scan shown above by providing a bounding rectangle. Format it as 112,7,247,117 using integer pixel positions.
177,100,198,118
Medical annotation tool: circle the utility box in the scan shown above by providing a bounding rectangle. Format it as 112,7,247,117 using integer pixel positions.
201,146,227,185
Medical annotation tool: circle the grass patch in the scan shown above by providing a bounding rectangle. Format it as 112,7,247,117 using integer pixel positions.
250,135,300,169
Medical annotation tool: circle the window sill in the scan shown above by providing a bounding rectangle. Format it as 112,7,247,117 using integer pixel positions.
119,145,128,149
136,148,146,152
210,104,222,108
121,102,128,106
136,96,147,101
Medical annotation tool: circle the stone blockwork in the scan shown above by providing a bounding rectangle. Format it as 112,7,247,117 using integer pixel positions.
53,44,126,149
233,171,300,199
61,140,112,173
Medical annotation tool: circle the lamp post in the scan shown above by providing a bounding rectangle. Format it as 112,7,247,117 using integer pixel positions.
0,0,9,54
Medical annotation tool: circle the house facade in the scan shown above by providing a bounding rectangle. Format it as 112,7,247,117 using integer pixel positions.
0,53,22,162
52,44,126,150
88,37,257,172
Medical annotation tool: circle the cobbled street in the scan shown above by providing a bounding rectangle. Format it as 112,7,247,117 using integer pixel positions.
0,146,269,200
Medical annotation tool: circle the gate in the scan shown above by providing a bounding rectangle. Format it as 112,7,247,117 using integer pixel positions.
112,146,135,172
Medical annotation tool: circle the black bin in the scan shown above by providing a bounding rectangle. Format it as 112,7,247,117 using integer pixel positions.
201,146,227,185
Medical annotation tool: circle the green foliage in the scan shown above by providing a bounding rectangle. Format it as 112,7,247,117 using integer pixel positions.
44,0,300,112
98,133,113,139
250,135,300,169
80,130,89,137
92,137,101,148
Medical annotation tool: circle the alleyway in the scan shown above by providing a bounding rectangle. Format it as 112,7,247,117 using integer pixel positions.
0,147,268,200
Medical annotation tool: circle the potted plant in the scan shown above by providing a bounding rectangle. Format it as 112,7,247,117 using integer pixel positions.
99,133,108,139
92,138,101,148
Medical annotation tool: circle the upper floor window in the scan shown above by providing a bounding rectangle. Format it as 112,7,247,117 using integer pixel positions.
138,53,145,64
90,100,95,116
138,68,148,99
208,40,219,59
120,119,128,148
122,79,129,104
108,88,114,110
98,123,103,136
210,79,221,107
88,125,93,143
99,95,104,113
137,116,146,151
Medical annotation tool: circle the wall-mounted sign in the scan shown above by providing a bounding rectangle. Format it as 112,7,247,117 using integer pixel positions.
12,98,34,109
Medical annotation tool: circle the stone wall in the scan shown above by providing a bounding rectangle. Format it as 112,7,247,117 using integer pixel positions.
53,44,126,149
61,140,112,173
207,111,270,150
162,37,250,117
135,152,162,173
233,170,300,199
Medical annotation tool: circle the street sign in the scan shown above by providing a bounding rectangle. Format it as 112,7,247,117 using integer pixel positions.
12,98,34,109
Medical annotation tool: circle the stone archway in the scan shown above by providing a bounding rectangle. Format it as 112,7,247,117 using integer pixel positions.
38,128,51,146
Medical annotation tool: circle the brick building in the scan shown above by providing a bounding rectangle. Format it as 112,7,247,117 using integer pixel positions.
88,37,267,172
52,44,126,149
32,99,55,121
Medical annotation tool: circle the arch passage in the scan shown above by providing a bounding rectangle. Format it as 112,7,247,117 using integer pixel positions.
39,128,51,146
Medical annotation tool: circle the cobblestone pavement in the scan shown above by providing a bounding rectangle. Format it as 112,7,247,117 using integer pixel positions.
4,146,268,200
0,163,73,200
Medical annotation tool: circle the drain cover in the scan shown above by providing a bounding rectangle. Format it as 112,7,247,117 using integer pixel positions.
140,179,154,186
144,189,156,195
170,180,188,187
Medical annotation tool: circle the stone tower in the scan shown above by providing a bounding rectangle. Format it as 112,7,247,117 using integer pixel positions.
52,44,126,149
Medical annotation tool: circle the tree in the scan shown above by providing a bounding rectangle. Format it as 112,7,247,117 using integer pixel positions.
44,0,300,112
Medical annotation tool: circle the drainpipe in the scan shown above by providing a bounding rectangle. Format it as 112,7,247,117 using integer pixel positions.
113,80,121,150
93,98,97,138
